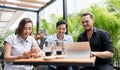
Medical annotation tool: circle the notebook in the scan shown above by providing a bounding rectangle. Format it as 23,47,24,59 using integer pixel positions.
64,42,91,58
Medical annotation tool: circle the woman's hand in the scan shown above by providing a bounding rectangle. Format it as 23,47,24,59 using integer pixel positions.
30,47,42,58
23,51,32,59
22,47,41,59
31,47,39,54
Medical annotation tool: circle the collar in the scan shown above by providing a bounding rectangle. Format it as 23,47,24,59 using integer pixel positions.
17,35,29,42
83,27,97,35
54,34,66,41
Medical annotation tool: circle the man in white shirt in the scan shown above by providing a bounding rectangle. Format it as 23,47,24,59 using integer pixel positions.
45,20,73,70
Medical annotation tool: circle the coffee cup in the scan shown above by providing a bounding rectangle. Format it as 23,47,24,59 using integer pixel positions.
56,51,62,55
45,51,51,56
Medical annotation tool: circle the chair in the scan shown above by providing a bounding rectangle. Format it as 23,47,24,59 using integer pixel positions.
0,47,4,70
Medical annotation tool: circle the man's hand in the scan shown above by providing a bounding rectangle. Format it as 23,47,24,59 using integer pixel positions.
51,44,56,51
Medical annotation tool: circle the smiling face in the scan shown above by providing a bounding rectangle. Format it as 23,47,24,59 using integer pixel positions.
21,22,33,39
56,24,66,37
81,15,94,31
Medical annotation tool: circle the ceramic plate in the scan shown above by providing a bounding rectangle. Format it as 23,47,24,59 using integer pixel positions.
42,56,56,60
56,55,66,59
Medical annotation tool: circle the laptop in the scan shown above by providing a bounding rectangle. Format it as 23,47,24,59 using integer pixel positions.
64,42,91,58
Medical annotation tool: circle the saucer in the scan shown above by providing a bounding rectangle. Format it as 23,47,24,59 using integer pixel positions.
42,56,56,60
56,55,66,59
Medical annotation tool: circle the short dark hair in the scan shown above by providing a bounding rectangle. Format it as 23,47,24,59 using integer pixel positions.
17,18,33,35
81,13,94,19
56,20,67,28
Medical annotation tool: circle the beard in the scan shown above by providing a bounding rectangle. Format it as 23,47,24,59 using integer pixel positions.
86,28,91,32
84,26,93,32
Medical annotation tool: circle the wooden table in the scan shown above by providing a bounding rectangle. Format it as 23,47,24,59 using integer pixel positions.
13,56,96,67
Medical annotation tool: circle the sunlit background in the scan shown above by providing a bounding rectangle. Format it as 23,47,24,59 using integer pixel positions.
10,0,103,29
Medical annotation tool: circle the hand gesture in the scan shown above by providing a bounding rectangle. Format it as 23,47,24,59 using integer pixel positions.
23,51,32,59
30,47,41,58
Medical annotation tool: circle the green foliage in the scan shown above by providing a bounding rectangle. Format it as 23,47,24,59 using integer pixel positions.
107,0,120,61
0,30,14,46
88,5,120,47
107,0,120,12
32,26,37,35
40,19,55,35
40,14,63,35
67,14,83,41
